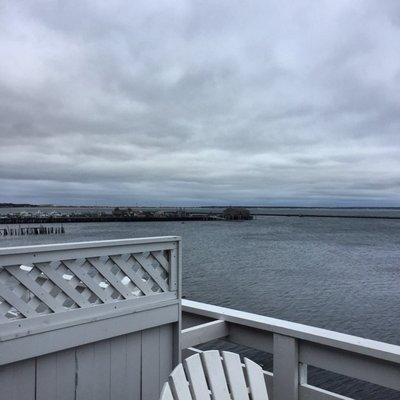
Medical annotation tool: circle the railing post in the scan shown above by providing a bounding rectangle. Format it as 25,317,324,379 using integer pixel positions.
273,334,299,400
299,363,308,385
172,239,182,367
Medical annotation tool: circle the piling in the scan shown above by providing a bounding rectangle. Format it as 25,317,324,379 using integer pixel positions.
0,225,65,237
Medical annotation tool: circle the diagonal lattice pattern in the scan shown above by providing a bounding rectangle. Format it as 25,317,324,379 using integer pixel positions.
0,249,171,321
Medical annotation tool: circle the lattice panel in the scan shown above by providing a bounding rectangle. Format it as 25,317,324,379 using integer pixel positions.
0,249,171,322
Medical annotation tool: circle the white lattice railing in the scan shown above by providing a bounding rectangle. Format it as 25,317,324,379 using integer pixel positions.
0,237,180,339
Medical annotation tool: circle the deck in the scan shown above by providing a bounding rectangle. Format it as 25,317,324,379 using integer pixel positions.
0,237,398,400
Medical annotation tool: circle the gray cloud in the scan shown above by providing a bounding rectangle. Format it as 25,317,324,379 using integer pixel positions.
0,0,400,206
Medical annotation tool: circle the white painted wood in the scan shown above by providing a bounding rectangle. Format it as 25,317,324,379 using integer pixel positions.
62,259,111,303
134,252,169,292
36,330,173,400
36,262,90,307
15,359,36,400
201,350,230,400
0,283,36,317
0,301,179,365
161,382,175,400
93,340,111,400
229,323,273,353
263,371,273,399
166,351,272,400
87,257,133,299
273,334,298,400
177,240,182,299
76,343,95,400
299,384,354,400
126,332,142,400
0,241,178,270
31,349,77,400
170,364,192,400
300,342,400,391
152,250,170,272
42,327,176,400
172,287,182,367
36,352,58,400
142,327,161,400
169,247,178,292
7,266,64,312
0,237,179,323
0,359,17,400
182,299,400,365
244,357,269,400
110,255,153,296
182,319,229,348
0,237,182,400
0,293,177,341
182,347,202,360
160,324,174,388
0,236,180,259
0,358,35,400
299,363,308,385
56,349,76,400
181,302,400,399
110,335,127,399
222,351,250,400
0,302,10,323
184,354,211,400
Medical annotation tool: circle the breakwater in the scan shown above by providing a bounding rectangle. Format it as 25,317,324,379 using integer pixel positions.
253,212,400,219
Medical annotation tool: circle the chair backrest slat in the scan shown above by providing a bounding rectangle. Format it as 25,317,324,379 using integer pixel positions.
170,364,192,400
201,351,230,400
184,354,211,400
161,382,175,400
161,350,270,400
244,357,269,400
222,351,250,400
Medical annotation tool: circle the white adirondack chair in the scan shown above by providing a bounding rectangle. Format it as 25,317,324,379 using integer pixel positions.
160,350,270,400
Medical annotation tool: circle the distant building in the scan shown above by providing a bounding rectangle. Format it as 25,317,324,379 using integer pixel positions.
222,207,252,220
112,207,124,216
112,207,136,217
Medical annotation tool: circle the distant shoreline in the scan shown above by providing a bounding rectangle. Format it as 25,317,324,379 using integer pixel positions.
0,203,41,208
202,206,400,210
254,213,400,220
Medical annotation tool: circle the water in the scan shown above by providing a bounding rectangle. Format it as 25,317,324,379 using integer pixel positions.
1,216,399,398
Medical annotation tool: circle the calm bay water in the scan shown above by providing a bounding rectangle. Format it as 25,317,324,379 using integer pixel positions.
1,216,399,398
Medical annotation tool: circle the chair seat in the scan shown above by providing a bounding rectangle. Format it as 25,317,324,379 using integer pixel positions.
160,350,270,400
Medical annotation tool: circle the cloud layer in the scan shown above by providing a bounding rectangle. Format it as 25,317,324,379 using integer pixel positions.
1,1,400,205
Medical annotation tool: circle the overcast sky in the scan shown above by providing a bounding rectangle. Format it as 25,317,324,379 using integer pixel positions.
1,1,400,206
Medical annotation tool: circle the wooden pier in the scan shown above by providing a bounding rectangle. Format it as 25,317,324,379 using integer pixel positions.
0,215,228,224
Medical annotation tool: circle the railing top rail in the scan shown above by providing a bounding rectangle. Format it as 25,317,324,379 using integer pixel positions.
0,236,181,255
182,299,400,364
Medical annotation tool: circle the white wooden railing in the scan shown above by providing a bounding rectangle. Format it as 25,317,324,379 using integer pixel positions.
0,237,180,338
0,237,182,400
1,237,399,400
182,300,400,400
